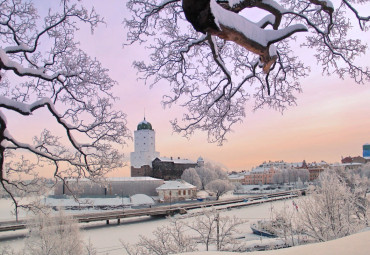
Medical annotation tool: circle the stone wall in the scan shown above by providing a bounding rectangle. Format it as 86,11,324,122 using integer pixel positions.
152,159,197,180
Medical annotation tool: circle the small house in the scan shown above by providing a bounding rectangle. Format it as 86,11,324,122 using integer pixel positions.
156,180,197,202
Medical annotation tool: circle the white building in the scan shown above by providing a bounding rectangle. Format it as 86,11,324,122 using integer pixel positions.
156,180,197,202
130,118,160,168
54,177,164,197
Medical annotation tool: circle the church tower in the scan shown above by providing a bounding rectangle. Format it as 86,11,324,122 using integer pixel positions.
130,118,160,176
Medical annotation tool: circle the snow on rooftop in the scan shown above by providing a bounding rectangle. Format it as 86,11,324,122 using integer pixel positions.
156,180,196,190
251,166,271,173
157,157,196,164
228,174,244,180
64,177,162,182
340,162,363,166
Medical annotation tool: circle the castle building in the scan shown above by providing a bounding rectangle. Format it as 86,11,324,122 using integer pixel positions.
130,118,160,176
130,118,202,180
152,157,197,180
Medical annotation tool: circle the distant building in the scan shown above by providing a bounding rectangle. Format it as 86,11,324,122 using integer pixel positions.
130,118,160,170
54,177,164,197
298,160,328,181
130,117,202,180
341,156,366,164
197,156,205,167
339,163,363,170
228,174,245,184
244,164,279,185
156,180,197,202
152,157,198,180
363,144,370,160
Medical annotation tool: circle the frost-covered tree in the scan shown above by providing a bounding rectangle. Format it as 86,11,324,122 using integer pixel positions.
205,179,234,200
270,204,306,246
332,165,369,225
121,217,197,255
184,208,245,251
298,169,310,185
0,0,129,217
24,211,86,255
273,168,310,185
121,209,245,253
125,0,369,144
0,211,97,255
297,168,368,241
196,162,227,189
181,167,202,188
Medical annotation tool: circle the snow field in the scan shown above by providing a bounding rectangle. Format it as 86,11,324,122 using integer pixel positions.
0,198,292,254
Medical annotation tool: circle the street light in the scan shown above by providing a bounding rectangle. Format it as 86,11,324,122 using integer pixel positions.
169,191,172,208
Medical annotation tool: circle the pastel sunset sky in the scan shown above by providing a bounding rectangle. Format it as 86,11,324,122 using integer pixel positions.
5,1,370,177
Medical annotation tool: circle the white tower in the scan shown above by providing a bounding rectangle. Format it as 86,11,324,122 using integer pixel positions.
130,118,160,168
197,156,204,167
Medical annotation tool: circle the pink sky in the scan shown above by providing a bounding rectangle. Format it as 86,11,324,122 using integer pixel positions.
5,1,370,177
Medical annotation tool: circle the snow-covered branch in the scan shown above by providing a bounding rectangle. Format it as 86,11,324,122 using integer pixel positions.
125,0,370,144
0,0,129,217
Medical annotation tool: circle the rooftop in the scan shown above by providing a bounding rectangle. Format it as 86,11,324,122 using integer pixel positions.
156,180,196,190
157,157,196,164
137,118,153,130
64,177,162,182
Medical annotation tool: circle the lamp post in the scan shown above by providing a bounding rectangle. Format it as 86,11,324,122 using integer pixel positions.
169,191,172,208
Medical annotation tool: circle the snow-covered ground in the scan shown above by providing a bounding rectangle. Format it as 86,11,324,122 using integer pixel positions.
1,196,368,255
180,229,370,255
0,197,288,254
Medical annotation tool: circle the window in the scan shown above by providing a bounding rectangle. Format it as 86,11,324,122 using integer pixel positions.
178,190,181,195
183,190,186,195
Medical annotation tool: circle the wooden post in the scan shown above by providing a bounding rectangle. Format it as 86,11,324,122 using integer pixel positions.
216,213,220,251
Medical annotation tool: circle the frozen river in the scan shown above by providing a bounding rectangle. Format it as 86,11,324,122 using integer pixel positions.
0,198,293,254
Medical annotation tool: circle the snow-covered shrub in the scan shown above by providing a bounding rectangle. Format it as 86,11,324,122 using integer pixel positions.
24,211,84,255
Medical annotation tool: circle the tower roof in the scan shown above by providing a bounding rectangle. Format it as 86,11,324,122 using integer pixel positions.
137,118,153,130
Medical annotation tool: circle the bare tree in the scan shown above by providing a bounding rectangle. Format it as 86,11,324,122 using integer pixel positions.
181,167,202,189
121,208,246,253
0,0,129,217
125,0,369,144
185,208,245,251
297,169,310,185
121,217,197,255
205,179,234,200
214,213,246,251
